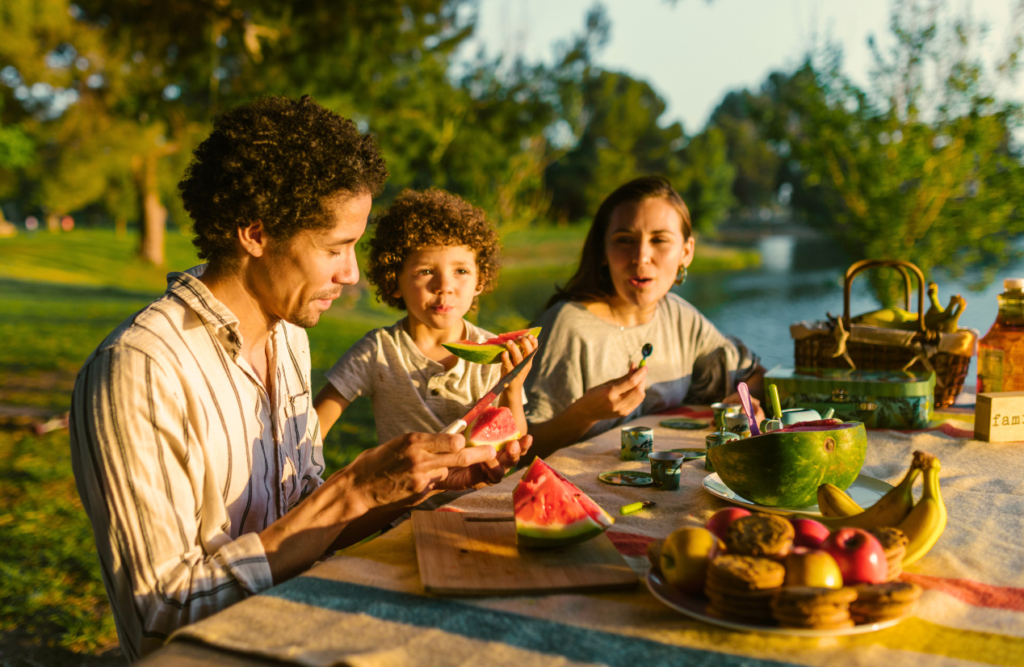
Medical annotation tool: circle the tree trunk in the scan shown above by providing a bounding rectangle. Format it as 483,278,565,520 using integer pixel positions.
46,214,60,232
132,152,167,266
115,215,127,239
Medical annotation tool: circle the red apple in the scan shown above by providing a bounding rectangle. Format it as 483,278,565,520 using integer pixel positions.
821,527,888,585
704,508,751,541
790,517,831,549
783,547,843,588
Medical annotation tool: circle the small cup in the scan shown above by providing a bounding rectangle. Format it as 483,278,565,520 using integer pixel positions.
780,408,821,426
649,451,684,490
620,426,653,461
727,413,751,438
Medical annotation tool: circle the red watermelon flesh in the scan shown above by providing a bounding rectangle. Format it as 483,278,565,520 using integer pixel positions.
466,406,520,451
513,458,614,549
482,329,533,345
781,419,850,432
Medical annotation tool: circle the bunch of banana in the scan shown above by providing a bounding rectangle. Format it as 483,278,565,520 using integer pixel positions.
814,453,923,530
897,453,947,566
811,451,947,564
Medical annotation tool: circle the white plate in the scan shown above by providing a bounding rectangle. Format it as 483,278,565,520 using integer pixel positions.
702,473,893,516
646,569,915,637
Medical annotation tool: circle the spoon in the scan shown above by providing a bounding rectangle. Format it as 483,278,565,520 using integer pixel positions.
760,384,784,433
769,383,783,420
638,343,653,368
737,381,760,436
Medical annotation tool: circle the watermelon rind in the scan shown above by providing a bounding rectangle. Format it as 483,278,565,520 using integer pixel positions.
443,327,542,364
516,513,613,549
706,422,867,507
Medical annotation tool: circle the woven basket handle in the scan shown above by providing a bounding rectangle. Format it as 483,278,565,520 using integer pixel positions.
842,259,926,333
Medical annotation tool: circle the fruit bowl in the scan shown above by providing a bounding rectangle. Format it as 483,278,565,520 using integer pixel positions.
705,421,867,507
645,568,916,637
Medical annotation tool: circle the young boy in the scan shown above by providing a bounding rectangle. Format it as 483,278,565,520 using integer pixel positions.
314,188,536,445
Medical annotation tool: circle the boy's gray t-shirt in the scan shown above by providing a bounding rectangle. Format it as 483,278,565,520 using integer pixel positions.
325,319,509,444
524,293,759,440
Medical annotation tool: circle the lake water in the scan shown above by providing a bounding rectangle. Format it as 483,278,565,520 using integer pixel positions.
675,235,1024,392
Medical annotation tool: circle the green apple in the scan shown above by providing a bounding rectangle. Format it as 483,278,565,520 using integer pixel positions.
660,527,722,594
783,547,843,588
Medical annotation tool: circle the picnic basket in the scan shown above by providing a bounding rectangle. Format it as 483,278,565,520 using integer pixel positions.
791,259,976,409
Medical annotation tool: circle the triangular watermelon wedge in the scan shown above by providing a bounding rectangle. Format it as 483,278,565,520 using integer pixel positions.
513,458,614,549
442,327,542,364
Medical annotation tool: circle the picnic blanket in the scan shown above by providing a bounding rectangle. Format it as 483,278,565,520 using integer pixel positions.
170,409,1024,667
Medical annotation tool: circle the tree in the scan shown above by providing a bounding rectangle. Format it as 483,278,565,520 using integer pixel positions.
2,0,486,264
753,0,1024,303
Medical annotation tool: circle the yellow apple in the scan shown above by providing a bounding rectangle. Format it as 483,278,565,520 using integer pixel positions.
783,547,843,588
660,527,722,594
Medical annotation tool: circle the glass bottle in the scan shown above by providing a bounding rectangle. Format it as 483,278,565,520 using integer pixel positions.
978,279,1024,393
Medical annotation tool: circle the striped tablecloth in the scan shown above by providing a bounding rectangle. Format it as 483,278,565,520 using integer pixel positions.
170,408,1024,667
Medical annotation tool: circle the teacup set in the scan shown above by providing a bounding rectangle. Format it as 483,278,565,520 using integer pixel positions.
620,426,685,490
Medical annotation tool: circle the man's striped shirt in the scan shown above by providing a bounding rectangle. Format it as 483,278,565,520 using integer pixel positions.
69,266,325,661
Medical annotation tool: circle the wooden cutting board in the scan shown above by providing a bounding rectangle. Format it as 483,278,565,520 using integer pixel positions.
412,511,638,596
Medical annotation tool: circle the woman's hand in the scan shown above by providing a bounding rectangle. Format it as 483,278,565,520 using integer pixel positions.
721,392,765,425
576,365,648,422
499,334,538,390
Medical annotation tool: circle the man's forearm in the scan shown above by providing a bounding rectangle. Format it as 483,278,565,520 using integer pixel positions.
258,467,368,584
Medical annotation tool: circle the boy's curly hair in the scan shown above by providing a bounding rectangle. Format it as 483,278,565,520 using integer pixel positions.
367,189,501,310
178,95,388,266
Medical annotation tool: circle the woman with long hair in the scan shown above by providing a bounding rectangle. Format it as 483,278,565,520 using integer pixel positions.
525,175,765,458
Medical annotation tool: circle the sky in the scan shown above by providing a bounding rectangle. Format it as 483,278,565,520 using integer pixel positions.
466,0,1023,134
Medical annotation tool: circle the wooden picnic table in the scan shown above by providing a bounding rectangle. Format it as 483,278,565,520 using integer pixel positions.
140,406,1024,667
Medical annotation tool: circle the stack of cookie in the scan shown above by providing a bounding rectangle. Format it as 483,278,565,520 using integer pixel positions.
868,527,909,581
771,587,857,630
724,514,795,558
850,582,923,624
704,555,785,625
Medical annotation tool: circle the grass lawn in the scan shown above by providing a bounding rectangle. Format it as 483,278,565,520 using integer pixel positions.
0,227,759,663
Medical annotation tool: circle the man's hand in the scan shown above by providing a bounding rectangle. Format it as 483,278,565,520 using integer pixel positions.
577,365,648,422
440,435,533,491
344,432,498,513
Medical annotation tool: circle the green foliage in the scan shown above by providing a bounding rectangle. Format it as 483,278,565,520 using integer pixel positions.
708,90,782,214
547,66,735,232
748,1,1024,303
0,122,34,169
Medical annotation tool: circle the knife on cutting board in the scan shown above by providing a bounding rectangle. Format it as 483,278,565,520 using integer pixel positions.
441,348,537,435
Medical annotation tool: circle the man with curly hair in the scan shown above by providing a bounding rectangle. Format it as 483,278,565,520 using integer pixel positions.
69,96,532,661
314,188,537,445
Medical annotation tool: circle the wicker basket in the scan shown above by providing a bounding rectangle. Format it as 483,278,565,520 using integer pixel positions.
792,260,973,409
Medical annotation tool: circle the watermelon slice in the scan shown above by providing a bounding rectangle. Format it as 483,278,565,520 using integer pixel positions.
465,406,520,451
513,458,614,549
442,327,542,364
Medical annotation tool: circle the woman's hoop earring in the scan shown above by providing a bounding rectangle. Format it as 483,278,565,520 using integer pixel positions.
675,266,688,286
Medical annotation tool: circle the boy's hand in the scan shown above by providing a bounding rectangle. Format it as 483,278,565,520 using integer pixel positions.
499,334,538,391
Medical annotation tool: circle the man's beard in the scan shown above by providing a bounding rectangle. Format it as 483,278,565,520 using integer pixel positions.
290,289,341,329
